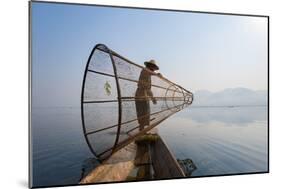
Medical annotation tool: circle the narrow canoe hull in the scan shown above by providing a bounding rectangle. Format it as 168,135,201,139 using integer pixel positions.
80,132,185,184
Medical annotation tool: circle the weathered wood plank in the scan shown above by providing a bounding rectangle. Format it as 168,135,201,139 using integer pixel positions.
80,142,137,183
151,136,186,178
80,128,185,183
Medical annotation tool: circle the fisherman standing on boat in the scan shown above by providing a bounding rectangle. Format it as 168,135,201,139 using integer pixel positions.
135,60,160,131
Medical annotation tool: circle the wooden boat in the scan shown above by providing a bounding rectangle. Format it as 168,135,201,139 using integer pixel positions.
80,130,186,184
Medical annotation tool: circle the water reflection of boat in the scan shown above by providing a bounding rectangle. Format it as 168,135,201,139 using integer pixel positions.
80,130,195,183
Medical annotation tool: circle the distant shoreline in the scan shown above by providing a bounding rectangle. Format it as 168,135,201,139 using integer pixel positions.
190,105,267,108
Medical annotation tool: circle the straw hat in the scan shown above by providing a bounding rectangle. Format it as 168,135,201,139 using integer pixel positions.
144,59,159,70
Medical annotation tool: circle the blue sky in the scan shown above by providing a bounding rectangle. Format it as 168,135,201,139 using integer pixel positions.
31,2,268,107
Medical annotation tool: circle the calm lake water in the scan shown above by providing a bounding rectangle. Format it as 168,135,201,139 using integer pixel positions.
31,106,268,187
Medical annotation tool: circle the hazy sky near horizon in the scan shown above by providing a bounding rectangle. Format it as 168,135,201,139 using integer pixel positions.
31,2,268,107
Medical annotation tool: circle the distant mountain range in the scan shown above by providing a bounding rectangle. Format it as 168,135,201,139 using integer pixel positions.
192,88,268,106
